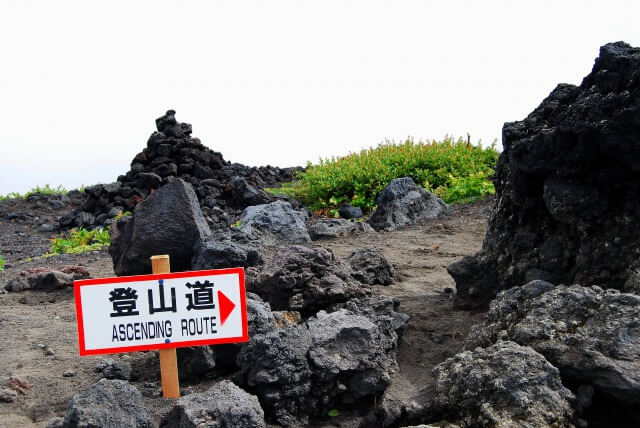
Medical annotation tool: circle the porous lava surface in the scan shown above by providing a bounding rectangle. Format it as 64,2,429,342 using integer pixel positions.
449,42,640,308
61,110,302,230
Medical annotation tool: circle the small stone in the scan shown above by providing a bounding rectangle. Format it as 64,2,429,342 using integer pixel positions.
44,347,55,356
63,370,75,377
0,388,17,403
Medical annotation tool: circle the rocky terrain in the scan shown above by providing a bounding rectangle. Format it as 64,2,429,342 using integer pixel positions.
1,41,640,428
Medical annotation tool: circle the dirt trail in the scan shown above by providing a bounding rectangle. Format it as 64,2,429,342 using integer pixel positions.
0,198,490,427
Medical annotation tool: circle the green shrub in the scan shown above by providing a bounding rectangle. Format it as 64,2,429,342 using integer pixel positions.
283,137,498,213
0,255,5,271
1,184,69,201
48,227,110,255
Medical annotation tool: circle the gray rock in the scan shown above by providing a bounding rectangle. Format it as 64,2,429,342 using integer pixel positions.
367,177,449,231
307,218,374,240
62,379,152,428
5,269,74,292
137,172,162,190
191,229,262,270
226,176,273,208
339,203,363,219
464,282,640,404
237,296,407,426
433,341,575,427
94,358,132,380
177,346,217,382
246,245,370,315
239,200,310,245
161,380,265,428
109,179,211,275
74,212,95,228
347,247,393,285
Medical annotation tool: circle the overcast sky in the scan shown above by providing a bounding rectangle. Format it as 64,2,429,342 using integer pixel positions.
1,0,638,195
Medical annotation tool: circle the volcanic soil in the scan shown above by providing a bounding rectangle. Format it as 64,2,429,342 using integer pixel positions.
0,196,490,427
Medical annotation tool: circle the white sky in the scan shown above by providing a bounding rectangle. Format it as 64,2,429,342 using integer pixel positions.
1,0,638,195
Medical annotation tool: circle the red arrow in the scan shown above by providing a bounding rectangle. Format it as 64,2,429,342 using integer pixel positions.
217,290,236,326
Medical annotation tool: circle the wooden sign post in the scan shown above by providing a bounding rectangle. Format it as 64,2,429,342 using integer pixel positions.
150,255,180,398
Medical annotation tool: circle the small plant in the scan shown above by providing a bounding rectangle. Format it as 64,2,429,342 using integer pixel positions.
0,184,69,201
48,227,110,255
0,255,5,271
327,409,340,417
115,210,132,220
231,220,242,228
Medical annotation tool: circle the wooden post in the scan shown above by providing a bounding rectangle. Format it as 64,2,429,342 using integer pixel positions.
150,255,180,399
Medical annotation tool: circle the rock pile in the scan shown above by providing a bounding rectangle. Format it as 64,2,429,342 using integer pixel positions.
61,110,301,229
449,42,640,307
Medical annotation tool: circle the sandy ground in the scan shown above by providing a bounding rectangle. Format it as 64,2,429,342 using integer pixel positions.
0,198,490,427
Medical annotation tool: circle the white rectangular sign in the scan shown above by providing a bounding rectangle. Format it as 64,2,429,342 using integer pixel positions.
74,268,248,356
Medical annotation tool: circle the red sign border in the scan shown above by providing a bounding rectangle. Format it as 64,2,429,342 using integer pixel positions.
74,267,248,356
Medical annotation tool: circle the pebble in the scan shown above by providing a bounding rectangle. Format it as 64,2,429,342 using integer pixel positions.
44,346,55,356
62,370,75,377
0,388,17,403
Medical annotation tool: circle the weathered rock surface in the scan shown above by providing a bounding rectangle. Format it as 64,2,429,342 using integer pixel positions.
368,177,449,232
61,379,152,428
63,110,301,229
449,42,640,308
191,228,263,270
94,358,132,381
161,380,265,428
464,281,640,404
433,341,576,427
109,178,211,275
246,245,370,315
237,297,408,426
307,218,374,240
4,267,80,292
239,200,310,245
177,346,217,382
347,247,393,285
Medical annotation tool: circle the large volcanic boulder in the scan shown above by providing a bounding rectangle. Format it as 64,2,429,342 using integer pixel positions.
191,228,263,270
464,281,640,405
239,200,311,245
449,42,640,308
368,177,449,232
236,297,408,426
246,245,370,316
432,341,576,427
64,110,301,229
109,179,211,275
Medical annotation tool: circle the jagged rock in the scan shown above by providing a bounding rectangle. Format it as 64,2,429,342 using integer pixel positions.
191,229,263,270
463,281,640,404
347,247,393,285
94,358,132,381
225,176,273,208
109,179,211,275
246,245,370,315
449,42,640,308
64,111,301,230
61,379,152,428
339,203,363,219
237,297,408,426
239,200,310,245
307,218,374,240
176,346,216,382
368,177,449,231
161,380,265,428
5,268,74,292
433,341,575,427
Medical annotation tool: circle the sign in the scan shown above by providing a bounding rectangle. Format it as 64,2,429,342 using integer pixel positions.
74,267,248,356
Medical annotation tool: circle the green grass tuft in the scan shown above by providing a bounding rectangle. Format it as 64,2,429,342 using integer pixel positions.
0,184,69,201
0,255,5,271
48,227,110,255
279,137,498,214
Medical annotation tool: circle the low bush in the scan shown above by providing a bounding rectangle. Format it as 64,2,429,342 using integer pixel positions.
48,227,110,255
0,184,69,201
270,137,498,213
